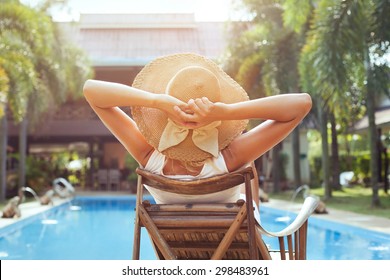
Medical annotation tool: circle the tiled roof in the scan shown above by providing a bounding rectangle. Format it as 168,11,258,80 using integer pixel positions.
60,13,228,66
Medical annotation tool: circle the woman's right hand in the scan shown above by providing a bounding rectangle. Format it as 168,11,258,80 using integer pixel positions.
157,94,192,126
172,97,225,129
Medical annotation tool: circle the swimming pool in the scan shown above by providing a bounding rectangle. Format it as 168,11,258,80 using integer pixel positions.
262,207,390,260
0,196,389,260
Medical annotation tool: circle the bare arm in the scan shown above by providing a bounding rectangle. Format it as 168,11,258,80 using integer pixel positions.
175,93,312,171
84,79,187,117
83,79,187,166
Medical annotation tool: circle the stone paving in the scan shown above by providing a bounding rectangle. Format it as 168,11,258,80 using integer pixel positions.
265,198,390,235
0,197,70,230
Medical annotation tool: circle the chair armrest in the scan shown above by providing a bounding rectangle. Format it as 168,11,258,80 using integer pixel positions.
256,196,319,237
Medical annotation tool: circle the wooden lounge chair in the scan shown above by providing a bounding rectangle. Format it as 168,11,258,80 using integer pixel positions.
132,166,319,260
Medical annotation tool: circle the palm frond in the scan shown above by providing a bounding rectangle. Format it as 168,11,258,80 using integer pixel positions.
372,0,390,43
0,1,92,124
282,0,312,33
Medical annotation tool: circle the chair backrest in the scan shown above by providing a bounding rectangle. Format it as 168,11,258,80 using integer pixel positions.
132,166,265,260
97,169,108,181
136,166,253,195
97,169,108,189
108,169,121,190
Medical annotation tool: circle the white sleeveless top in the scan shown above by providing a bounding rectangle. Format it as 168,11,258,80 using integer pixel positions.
143,150,241,204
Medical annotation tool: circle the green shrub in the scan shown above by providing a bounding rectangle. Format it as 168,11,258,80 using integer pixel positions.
309,152,372,184
125,154,139,186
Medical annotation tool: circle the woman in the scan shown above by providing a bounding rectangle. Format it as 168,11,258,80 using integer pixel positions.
83,53,311,205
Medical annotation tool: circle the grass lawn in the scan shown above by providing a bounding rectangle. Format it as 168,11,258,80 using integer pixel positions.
269,185,390,219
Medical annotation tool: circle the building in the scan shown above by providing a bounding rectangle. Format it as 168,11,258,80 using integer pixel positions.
7,13,312,191
7,13,231,190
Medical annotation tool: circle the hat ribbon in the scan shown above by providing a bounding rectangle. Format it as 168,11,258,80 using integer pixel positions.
158,119,221,158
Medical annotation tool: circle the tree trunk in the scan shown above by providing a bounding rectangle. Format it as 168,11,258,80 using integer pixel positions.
319,103,331,200
364,49,380,207
18,118,28,188
272,143,282,193
0,114,7,202
292,127,302,188
366,88,380,207
384,149,389,194
329,111,341,190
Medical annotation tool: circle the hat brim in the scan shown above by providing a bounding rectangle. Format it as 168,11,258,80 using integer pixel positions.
132,53,249,163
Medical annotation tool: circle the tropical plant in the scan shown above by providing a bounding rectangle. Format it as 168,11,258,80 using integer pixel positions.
227,0,389,205
224,0,313,191
299,0,390,206
0,0,92,201
0,66,10,201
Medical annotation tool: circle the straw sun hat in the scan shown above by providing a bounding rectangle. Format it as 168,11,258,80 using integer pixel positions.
132,53,249,164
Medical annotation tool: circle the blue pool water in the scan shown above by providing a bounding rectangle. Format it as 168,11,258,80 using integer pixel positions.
262,207,390,260
0,196,389,260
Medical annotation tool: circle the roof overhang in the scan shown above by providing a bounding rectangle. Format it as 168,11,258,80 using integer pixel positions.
91,57,151,67
91,55,220,67
353,107,390,132
8,120,113,138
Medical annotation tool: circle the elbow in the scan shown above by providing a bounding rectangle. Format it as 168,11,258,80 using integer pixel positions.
83,79,95,103
300,93,312,115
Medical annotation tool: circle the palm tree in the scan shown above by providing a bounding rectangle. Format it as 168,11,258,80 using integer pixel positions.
300,0,390,206
225,0,312,191
0,0,92,201
0,16,39,201
0,67,10,201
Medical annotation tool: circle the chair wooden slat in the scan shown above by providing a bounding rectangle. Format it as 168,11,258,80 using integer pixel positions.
298,221,308,260
136,166,253,195
288,235,294,260
132,174,144,260
243,171,258,259
278,236,286,260
144,201,244,213
211,204,247,259
138,204,177,260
